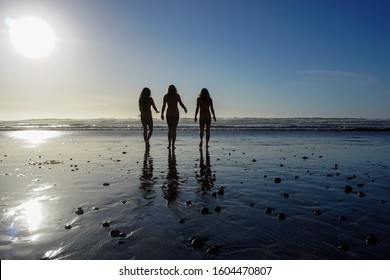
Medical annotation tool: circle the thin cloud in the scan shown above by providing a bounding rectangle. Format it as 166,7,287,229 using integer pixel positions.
301,70,379,85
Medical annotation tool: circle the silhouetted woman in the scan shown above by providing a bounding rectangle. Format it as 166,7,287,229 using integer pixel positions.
194,88,216,148
139,87,159,147
161,85,187,149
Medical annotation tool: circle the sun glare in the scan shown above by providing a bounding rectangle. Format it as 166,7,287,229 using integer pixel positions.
6,17,56,59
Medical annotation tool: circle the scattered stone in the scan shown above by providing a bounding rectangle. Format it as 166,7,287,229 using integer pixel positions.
326,174,333,177
116,240,126,245
338,215,347,221
295,176,299,179
277,213,286,220
110,229,121,237
215,206,221,212
217,187,225,196
365,235,378,246
211,192,217,197
190,237,203,249
75,207,84,215
302,156,309,160
249,203,255,207
103,183,110,186
207,245,220,255
357,192,365,198
379,200,385,204
119,232,127,238
178,218,185,224
93,207,99,210
121,200,126,204
344,185,353,193
282,192,290,198
185,200,192,206
338,244,349,251
357,183,364,187
274,178,282,184
313,210,321,216
64,224,72,230
265,207,272,214
102,221,110,227
200,207,209,215
252,159,257,162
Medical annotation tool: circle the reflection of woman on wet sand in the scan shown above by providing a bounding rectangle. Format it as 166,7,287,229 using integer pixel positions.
163,148,179,207
161,85,187,149
194,88,216,148
139,87,159,147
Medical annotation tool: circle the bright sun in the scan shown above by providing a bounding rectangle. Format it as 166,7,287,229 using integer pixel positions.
6,17,56,59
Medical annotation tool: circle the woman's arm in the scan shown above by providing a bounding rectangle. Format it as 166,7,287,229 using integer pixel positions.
194,98,200,122
178,95,187,113
151,98,159,113
161,95,166,120
210,98,216,121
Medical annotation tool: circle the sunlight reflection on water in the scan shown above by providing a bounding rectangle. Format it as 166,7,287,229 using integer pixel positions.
7,130,64,147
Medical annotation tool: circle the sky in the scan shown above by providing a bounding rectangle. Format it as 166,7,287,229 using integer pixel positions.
0,0,389,120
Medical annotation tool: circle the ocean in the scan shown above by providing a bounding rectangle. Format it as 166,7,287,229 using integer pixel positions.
1,117,390,131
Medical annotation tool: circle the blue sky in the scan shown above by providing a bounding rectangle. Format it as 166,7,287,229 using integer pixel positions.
0,0,389,120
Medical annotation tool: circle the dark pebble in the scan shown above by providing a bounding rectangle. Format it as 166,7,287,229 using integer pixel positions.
110,229,121,237
200,207,209,215
295,176,299,179
344,185,353,193
282,192,290,198
265,207,272,214
75,207,83,215
207,245,220,255
379,200,385,204
357,192,365,198
302,156,309,160
116,240,126,245
357,183,364,187
102,221,110,227
92,207,99,210
252,159,257,162
217,187,225,196
121,200,126,204
215,206,221,212
185,200,192,206
103,183,110,186
338,215,347,221
191,238,203,249
119,232,127,238
365,235,378,246
338,244,349,251
313,210,321,216
274,177,282,183
211,192,217,197
249,203,255,207
178,218,185,224
277,213,286,220
64,224,72,230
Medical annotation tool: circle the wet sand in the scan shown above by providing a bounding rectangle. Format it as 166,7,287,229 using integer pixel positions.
1,130,389,259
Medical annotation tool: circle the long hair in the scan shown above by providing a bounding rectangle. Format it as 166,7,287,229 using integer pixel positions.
198,88,210,100
139,87,151,109
167,84,177,95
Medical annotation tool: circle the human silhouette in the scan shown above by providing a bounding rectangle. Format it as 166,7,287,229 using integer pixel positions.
162,148,179,207
160,84,187,149
139,87,159,147
196,148,215,192
194,88,216,148
139,146,155,197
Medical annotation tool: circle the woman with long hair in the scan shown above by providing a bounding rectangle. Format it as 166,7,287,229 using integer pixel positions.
139,87,159,147
161,84,187,149
194,88,216,148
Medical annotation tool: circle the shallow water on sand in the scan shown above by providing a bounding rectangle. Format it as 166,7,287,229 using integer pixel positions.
0,130,389,259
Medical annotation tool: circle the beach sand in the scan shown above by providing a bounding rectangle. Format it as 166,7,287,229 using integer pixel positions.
1,129,389,259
